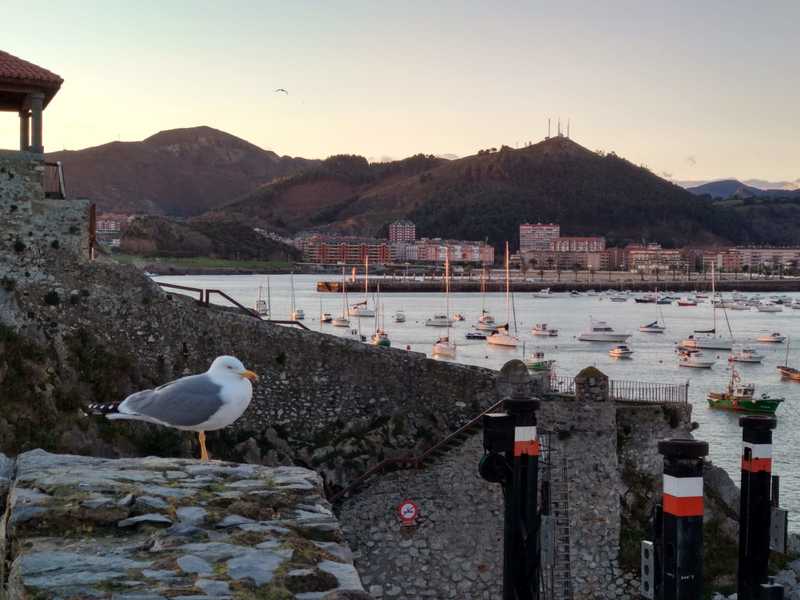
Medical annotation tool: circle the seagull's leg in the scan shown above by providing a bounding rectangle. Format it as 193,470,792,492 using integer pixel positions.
198,431,210,461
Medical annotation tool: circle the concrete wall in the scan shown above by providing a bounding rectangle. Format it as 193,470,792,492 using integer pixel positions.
0,150,90,283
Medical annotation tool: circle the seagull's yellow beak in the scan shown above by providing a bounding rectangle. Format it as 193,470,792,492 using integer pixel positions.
240,369,259,382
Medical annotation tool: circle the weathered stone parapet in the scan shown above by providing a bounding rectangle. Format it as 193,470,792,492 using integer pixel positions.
0,450,370,600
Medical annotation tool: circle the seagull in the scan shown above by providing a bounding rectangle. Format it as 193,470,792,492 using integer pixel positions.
92,356,258,461
274,88,288,94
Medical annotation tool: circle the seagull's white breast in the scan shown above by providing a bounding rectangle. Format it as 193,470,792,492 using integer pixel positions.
195,373,253,431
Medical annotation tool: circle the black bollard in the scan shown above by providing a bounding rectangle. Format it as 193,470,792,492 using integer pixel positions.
657,438,708,600
738,415,777,600
480,360,541,600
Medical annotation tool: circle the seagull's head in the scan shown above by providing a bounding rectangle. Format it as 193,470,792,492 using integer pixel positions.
209,356,259,382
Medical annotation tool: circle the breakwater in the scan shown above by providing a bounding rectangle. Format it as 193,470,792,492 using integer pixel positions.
317,278,800,293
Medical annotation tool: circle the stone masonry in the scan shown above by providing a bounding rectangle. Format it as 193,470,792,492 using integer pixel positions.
0,150,91,283
0,450,371,600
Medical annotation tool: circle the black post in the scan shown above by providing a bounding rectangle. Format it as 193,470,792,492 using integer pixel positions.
657,438,708,600
738,415,777,600
480,360,541,600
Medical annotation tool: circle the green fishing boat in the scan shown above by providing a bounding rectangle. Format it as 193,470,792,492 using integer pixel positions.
707,368,783,415
525,351,555,373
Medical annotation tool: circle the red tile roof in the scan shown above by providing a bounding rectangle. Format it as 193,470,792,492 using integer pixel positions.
0,50,63,87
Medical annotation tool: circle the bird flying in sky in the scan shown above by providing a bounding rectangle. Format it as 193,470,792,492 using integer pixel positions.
274,88,288,94
92,356,258,461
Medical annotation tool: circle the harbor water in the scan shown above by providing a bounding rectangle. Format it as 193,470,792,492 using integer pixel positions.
154,273,800,528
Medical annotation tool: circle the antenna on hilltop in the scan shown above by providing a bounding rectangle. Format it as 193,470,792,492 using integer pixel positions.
567,119,570,139
547,118,551,139
557,118,561,137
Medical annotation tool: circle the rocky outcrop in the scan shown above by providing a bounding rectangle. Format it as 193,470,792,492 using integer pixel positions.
0,450,370,600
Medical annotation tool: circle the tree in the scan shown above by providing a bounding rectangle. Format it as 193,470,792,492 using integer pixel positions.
572,262,581,282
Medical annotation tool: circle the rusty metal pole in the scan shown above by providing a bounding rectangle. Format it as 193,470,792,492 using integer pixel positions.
738,416,777,600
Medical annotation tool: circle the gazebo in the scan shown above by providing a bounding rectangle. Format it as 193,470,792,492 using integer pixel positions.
0,49,63,153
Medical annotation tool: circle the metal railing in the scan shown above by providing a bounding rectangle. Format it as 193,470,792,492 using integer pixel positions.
43,161,66,199
550,375,688,404
155,281,309,330
329,398,506,503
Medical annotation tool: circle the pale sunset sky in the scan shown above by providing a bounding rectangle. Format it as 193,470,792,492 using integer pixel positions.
2,0,798,183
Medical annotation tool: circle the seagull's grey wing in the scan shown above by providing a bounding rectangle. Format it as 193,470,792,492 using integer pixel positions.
120,374,224,427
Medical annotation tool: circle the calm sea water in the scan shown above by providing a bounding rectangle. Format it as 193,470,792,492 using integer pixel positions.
155,273,800,528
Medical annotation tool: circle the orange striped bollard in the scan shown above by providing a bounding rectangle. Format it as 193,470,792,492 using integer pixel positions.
738,416,777,600
657,438,708,600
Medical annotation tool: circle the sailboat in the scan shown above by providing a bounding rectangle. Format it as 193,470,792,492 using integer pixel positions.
332,268,351,328
639,289,666,333
254,277,270,317
349,255,376,317
319,298,332,323
432,248,457,358
777,337,800,380
371,285,391,347
487,242,519,348
289,273,304,320
475,268,498,331
679,264,731,350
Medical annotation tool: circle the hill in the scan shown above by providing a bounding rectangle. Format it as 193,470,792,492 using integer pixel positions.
47,126,318,216
221,137,747,248
688,179,800,199
119,216,300,261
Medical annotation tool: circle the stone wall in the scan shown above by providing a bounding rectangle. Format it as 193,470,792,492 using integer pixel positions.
0,450,371,600
0,150,90,283
339,393,696,600
2,256,497,489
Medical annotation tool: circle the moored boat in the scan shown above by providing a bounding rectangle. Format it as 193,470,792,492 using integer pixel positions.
465,330,487,340
432,335,457,358
532,323,558,337
756,332,786,343
609,345,634,358
320,312,333,323
577,319,631,342
639,321,666,333
525,350,555,372
728,347,765,364
394,310,406,323
707,369,783,414
777,365,800,381
425,313,453,327
532,288,552,298
677,348,715,368
486,242,519,348
677,297,697,307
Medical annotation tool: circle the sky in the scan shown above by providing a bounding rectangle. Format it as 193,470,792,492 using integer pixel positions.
2,0,799,184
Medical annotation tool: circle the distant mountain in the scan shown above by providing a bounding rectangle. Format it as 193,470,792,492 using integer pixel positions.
687,179,800,199
219,138,754,248
47,126,318,216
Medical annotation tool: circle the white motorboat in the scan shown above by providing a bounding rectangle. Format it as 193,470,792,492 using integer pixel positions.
677,297,698,307
533,288,552,298
486,242,519,348
577,319,631,342
348,255,375,317
757,332,786,343
728,347,765,364
610,295,628,303
730,302,750,311
678,349,716,368
639,321,666,333
466,330,487,340
453,313,466,322
320,312,333,323
432,335,457,358
791,302,800,310
332,316,350,327
394,310,406,323
531,323,558,337
756,303,782,313
291,309,305,321
609,345,634,358
426,313,453,327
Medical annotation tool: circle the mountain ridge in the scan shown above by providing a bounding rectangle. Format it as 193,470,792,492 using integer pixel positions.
46,126,319,216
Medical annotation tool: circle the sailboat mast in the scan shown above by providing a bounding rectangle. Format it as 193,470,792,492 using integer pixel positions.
505,241,510,323
365,255,369,303
267,277,271,316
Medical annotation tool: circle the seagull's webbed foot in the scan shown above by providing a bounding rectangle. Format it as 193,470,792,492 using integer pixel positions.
198,431,210,462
